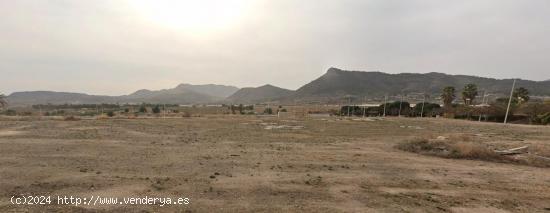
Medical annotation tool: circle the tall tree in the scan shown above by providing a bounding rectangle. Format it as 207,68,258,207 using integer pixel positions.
513,87,530,104
152,105,161,114
139,104,147,113
441,87,456,107
461,84,478,105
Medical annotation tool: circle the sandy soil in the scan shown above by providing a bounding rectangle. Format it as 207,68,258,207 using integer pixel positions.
0,116,549,212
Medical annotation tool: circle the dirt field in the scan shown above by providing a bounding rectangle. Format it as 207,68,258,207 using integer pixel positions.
1,116,550,212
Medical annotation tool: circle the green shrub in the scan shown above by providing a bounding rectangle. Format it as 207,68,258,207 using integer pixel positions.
5,109,16,116
152,105,161,114
539,113,550,125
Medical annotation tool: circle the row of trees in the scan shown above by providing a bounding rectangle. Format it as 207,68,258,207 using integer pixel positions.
340,101,442,117
228,104,254,114
226,104,287,115
336,83,548,125
440,83,549,124
441,84,530,107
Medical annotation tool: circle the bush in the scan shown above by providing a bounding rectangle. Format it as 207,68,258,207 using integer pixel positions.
4,109,16,116
539,112,550,125
107,111,115,117
413,103,441,117
63,116,80,121
263,108,273,114
378,101,412,116
181,111,192,117
340,106,363,116
396,138,515,164
520,103,550,124
152,105,161,114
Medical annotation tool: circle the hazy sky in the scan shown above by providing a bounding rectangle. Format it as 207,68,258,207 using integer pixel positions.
1,0,549,95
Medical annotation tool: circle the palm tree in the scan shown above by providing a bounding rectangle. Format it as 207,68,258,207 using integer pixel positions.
513,87,529,104
441,86,456,107
462,84,478,105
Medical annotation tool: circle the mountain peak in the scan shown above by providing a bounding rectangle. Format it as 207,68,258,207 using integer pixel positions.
175,83,191,89
327,67,343,73
259,84,276,88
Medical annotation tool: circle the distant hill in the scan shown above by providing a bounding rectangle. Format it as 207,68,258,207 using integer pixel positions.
120,88,218,104
6,91,115,106
6,69,550,106
174,83,239,98
6,84,239,106
290,67,550,103
226,84,294,104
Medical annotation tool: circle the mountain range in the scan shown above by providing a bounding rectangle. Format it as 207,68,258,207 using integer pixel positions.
6,84,238,106
288,68,550,103
5,67,550,106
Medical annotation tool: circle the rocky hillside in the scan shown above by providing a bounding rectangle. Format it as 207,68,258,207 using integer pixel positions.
290,67,550,102
226,84,294,104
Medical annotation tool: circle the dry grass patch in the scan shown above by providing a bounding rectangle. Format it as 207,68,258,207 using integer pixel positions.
63,116,81,121
396,137,550,167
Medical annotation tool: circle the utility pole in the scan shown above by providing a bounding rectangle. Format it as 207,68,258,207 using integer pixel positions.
362,96,366,118
504,79,516,124
383,95,387,117
339,99,342,117
479,90,486,122
420,94,426,118
348,96,351,117
398,95,403,117
163,103,166,119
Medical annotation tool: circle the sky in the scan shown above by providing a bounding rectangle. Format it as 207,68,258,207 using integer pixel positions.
1,0,549,95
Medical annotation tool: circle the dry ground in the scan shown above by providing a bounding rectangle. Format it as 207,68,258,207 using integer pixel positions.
1,116,550,212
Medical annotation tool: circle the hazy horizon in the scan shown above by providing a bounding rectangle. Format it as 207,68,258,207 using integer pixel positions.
2,0,550,95
4,68,550,96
